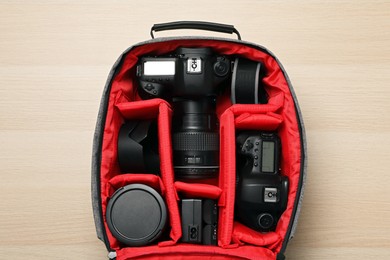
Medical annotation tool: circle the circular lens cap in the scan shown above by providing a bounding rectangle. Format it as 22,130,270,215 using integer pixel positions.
106,184,167,246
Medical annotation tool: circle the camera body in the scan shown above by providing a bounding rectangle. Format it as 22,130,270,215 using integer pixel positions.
137,48,230,179
137,47,231,100
236,132,289,232
136,47,267,179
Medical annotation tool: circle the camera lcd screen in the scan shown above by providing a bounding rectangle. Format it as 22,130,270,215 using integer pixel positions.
262,141,275,173
143,61,175,76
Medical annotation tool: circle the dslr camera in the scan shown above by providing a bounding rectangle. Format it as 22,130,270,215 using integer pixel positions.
137,47,230,179
236,132,289,232
137,47,265,179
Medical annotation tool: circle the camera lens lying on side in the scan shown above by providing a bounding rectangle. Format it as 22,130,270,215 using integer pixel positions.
172,98,219,179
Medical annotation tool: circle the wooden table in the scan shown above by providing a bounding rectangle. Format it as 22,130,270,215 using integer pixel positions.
1,1,389,259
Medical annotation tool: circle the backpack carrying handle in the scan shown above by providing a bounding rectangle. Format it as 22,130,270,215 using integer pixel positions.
151,21,241,40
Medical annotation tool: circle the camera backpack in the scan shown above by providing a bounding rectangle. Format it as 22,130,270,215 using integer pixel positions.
92,21,307,260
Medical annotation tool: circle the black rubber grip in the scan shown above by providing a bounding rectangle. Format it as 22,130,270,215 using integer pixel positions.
151,21,241,40
172,132,219,151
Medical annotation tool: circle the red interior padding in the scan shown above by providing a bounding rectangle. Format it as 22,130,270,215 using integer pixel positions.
108,174,165,195
218,109,236,247
116,98,169,120
99,39,301,259
231,222,282,249
117,244,275,260
175,181,222,199
234,112,282,130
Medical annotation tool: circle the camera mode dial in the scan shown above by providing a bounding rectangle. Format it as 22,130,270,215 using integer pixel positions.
213,58,230,77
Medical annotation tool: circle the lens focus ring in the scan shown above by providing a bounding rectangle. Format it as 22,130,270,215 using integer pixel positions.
173,132,219,151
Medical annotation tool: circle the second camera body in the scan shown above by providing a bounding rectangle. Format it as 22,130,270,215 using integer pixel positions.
236,132,289,232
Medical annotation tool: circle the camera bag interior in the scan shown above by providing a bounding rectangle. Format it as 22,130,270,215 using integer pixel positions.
92,21,307,260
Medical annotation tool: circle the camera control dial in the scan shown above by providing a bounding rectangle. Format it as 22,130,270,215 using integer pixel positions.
213,58,230,77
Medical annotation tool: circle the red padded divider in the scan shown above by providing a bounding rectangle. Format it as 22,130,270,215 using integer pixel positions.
175,181,222,199
157,102,182,245
116,98,169,119
234,112,282,130
108,174,165,195
218,109,236,247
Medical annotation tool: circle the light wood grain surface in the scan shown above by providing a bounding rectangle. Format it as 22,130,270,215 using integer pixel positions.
1,1,389,259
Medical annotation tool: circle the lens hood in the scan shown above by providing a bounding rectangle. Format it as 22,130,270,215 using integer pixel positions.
117,121,160,174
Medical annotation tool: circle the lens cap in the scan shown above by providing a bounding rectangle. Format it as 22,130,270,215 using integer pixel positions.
106,184,167,246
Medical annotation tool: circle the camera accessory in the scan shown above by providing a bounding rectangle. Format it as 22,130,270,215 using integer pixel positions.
231,58,267,104
181,199,218,245
137,48,231,179
181,199,202,244
117,120,160,174
106,184,167,246
236,132,288,232
202,199,218,245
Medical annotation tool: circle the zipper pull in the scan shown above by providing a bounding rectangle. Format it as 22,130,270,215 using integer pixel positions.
108,251,117,260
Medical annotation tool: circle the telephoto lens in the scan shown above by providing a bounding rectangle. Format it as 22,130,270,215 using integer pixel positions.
172,98,219,179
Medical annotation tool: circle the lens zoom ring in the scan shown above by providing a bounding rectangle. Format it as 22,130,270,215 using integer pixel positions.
173,132,219,151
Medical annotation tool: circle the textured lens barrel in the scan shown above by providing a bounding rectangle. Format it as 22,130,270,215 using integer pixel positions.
173,132,219,151
172,99,219,179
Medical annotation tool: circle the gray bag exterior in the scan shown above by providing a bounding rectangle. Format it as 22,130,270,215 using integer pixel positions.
91,36,307,257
